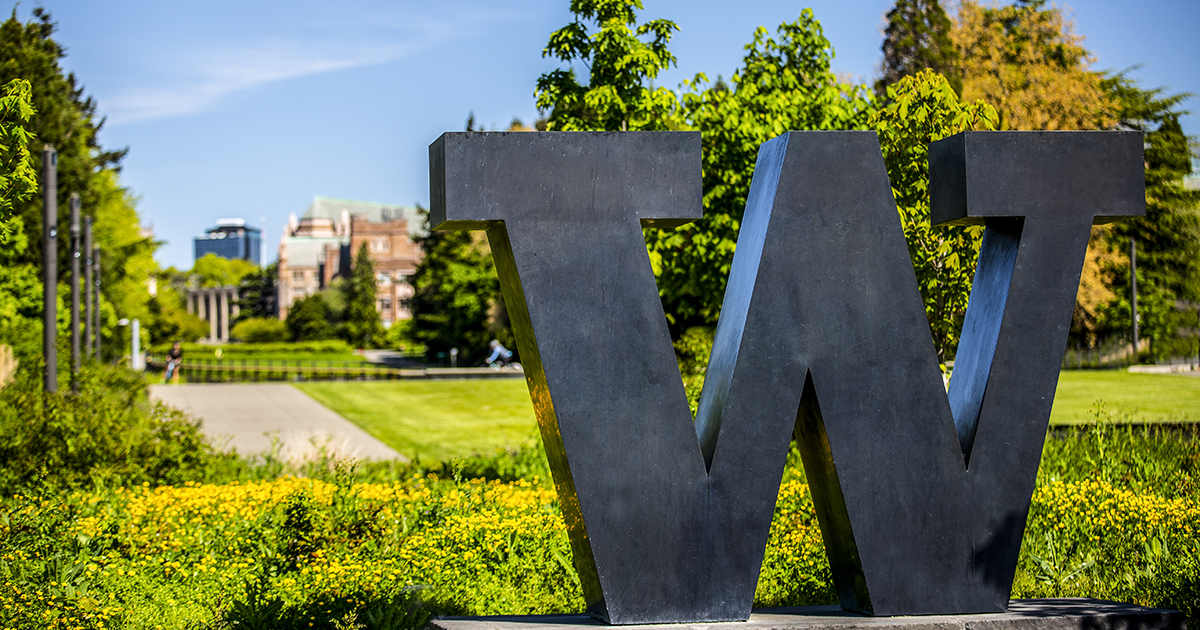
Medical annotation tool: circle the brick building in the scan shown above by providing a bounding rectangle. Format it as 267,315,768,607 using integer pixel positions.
277,196,424,325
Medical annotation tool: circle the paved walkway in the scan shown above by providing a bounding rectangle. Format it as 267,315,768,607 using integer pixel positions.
149,383,403,461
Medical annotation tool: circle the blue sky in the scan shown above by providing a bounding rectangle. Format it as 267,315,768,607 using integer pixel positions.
23,0,1200,269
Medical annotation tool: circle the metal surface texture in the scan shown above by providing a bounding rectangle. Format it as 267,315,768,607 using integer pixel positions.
428,130,1144,623
42,146,57,392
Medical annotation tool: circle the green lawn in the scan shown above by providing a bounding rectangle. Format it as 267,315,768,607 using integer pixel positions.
1050,370,1200,425
296,371,1197,462
294,379,537,462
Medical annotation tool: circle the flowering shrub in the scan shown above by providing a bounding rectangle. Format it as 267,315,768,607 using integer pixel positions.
2,426,1198,629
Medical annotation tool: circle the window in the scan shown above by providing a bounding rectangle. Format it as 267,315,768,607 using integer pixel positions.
376,271,391,286
400,298,412,311
292,271,304,283
371,238,390,253
380,297,393,312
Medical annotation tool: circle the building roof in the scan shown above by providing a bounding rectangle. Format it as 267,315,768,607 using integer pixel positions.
303,196,426,238
280,237,339,269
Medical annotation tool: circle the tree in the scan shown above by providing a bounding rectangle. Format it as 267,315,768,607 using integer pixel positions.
410,207,509,364
1,9,155,359
535,0,680,132
190,253,258,288
145,286,208,345
234,261,278,324
340,242,385,348
651,11,875,330
0,9,128,270
1099,73,1200,359
0,78,36,241
285,293,335,342
876,0,958,97
952,0,1114,131
871,69,999,362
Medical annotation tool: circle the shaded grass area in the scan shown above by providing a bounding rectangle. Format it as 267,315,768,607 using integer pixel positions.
1050,370,1200,425
295,379,537,462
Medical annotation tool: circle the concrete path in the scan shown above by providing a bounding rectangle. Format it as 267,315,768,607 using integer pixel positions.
149,383,403,461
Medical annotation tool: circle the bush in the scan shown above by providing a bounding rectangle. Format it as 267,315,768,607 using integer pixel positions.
0,360,241,495
150,339,354,358
231,317,288,343
287,293,336,341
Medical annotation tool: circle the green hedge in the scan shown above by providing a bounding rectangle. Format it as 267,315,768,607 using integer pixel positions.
150,340,355,357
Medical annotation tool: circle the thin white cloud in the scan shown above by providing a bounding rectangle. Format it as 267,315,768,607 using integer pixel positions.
104,19,460,125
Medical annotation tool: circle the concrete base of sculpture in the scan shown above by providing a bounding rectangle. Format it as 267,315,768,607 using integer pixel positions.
429,599,1186,630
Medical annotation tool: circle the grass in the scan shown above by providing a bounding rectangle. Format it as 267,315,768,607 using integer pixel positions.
295,371,1199,461
295,379,537,462
1050,370,1200,425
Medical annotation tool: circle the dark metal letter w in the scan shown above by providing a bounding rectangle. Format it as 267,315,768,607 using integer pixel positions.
428,131,1143,624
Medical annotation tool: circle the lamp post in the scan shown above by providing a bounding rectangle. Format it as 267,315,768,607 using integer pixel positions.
42,145,57,393
70,193,80,392
117,318,143,371
83,217,93,358
1131,237,1139,360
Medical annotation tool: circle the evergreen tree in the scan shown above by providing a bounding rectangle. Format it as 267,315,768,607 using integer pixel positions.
0,9,128,269
234,262,278,324
0,9,155,360
285,293,335,342
875,0,958,97
1100,74,1200,359
341,243,385,348
409,207,509,365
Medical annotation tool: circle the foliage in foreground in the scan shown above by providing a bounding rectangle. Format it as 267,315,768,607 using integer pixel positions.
1,416,1197,629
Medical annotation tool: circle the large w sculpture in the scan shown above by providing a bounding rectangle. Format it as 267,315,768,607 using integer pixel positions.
428,130,1144,624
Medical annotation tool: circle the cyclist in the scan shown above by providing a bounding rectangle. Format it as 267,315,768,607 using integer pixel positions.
486,340,513,368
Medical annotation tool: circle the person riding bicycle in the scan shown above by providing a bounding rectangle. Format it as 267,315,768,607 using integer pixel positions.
486,340,513,368
164,341,184,384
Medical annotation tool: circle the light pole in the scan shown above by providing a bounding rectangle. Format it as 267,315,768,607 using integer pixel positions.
1130,237,1139,359
117,318,144,371
42,145,57,393
70,193,80,392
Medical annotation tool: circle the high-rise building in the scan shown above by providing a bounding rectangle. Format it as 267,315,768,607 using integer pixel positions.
194,218,261,263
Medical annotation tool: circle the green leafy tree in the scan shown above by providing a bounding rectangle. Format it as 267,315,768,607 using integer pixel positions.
535,0,680,132
652,11,875,329
190,253,258,288
145,286,208,345
876,0,958,97
410,209,508,364
0,78,36,241
871,69,999,362
340,242,385,348
285,293,335,342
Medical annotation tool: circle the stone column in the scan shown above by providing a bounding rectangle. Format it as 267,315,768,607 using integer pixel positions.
218,289,229,341
230,287,240,321
207,290,217,341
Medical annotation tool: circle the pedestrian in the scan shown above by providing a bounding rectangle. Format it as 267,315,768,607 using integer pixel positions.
164,341,184,384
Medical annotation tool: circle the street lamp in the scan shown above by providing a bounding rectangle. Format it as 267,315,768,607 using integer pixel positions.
116,318,144,371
